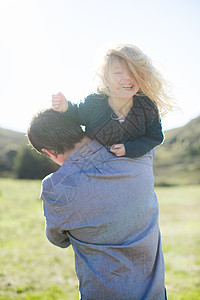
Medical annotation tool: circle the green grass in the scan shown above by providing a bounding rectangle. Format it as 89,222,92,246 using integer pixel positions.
0,179,78,300
156,186,200,299
0,179,200,299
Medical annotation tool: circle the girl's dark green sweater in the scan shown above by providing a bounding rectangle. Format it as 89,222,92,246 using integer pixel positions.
65,93,164,158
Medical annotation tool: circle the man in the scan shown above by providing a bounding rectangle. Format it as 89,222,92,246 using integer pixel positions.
27,109,166,300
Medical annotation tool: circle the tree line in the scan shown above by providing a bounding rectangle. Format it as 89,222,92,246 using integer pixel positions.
1,144,58,179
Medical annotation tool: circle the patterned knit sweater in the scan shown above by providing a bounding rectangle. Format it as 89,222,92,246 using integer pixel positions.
64,93,164,158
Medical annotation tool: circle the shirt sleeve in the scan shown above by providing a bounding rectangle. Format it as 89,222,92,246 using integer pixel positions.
124,100,164,158
64,93,103,126
43,199,71,248
41,177,71,248
63,101,81,125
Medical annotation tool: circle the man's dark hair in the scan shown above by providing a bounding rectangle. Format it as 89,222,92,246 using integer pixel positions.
27,109,84,154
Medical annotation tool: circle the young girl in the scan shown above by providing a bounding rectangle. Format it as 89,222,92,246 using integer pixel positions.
52,44,173,158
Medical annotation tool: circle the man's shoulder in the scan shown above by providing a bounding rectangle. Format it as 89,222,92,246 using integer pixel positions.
41,169,77,204
41,172,56,200
41,173,53,193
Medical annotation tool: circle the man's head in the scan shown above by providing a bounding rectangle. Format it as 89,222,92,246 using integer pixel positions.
27,109,84,164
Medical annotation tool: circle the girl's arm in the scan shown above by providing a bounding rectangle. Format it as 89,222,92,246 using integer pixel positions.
51,92,81,124
124,110,164,158
124,123,164,158
110,118,163,158
52,93,101,125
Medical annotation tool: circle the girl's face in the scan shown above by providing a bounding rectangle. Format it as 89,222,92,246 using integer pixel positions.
108,58,140,99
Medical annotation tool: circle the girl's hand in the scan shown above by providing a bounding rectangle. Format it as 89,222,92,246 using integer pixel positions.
110,144,126,157
52,92,68,112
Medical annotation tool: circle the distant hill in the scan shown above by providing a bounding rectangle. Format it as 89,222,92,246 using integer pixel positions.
0,127,58,178
154,115,200,185
0,128,26,176
0,127,25,155
0,116,200,184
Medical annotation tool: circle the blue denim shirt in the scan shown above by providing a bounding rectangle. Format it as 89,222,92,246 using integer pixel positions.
41,140,165,300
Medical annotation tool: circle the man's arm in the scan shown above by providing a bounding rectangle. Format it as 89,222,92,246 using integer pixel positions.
43,199,71,248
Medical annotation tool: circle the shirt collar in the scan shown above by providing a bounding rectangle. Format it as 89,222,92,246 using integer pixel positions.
66,140,106,162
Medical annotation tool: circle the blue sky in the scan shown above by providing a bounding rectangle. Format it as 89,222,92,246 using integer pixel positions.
0,0,200,133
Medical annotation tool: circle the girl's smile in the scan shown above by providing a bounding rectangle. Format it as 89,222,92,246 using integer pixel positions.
108,58,140,99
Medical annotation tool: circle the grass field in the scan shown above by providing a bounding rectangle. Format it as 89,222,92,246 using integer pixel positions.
0,179,200,300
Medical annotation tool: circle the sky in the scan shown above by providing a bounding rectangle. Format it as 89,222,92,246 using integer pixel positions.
0,0,200,133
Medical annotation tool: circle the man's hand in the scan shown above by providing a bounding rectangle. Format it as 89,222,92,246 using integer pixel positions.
110,144,126,157
52,92,68,112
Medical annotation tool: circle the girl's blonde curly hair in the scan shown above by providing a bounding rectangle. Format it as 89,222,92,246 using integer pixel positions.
96,44,174,115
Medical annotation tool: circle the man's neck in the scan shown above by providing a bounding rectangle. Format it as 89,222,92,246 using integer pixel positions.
62,136,92,162
44,136,93,166
73,136,93,151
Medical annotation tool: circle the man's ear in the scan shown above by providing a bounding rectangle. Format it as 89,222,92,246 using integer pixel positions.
41,149,57,159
